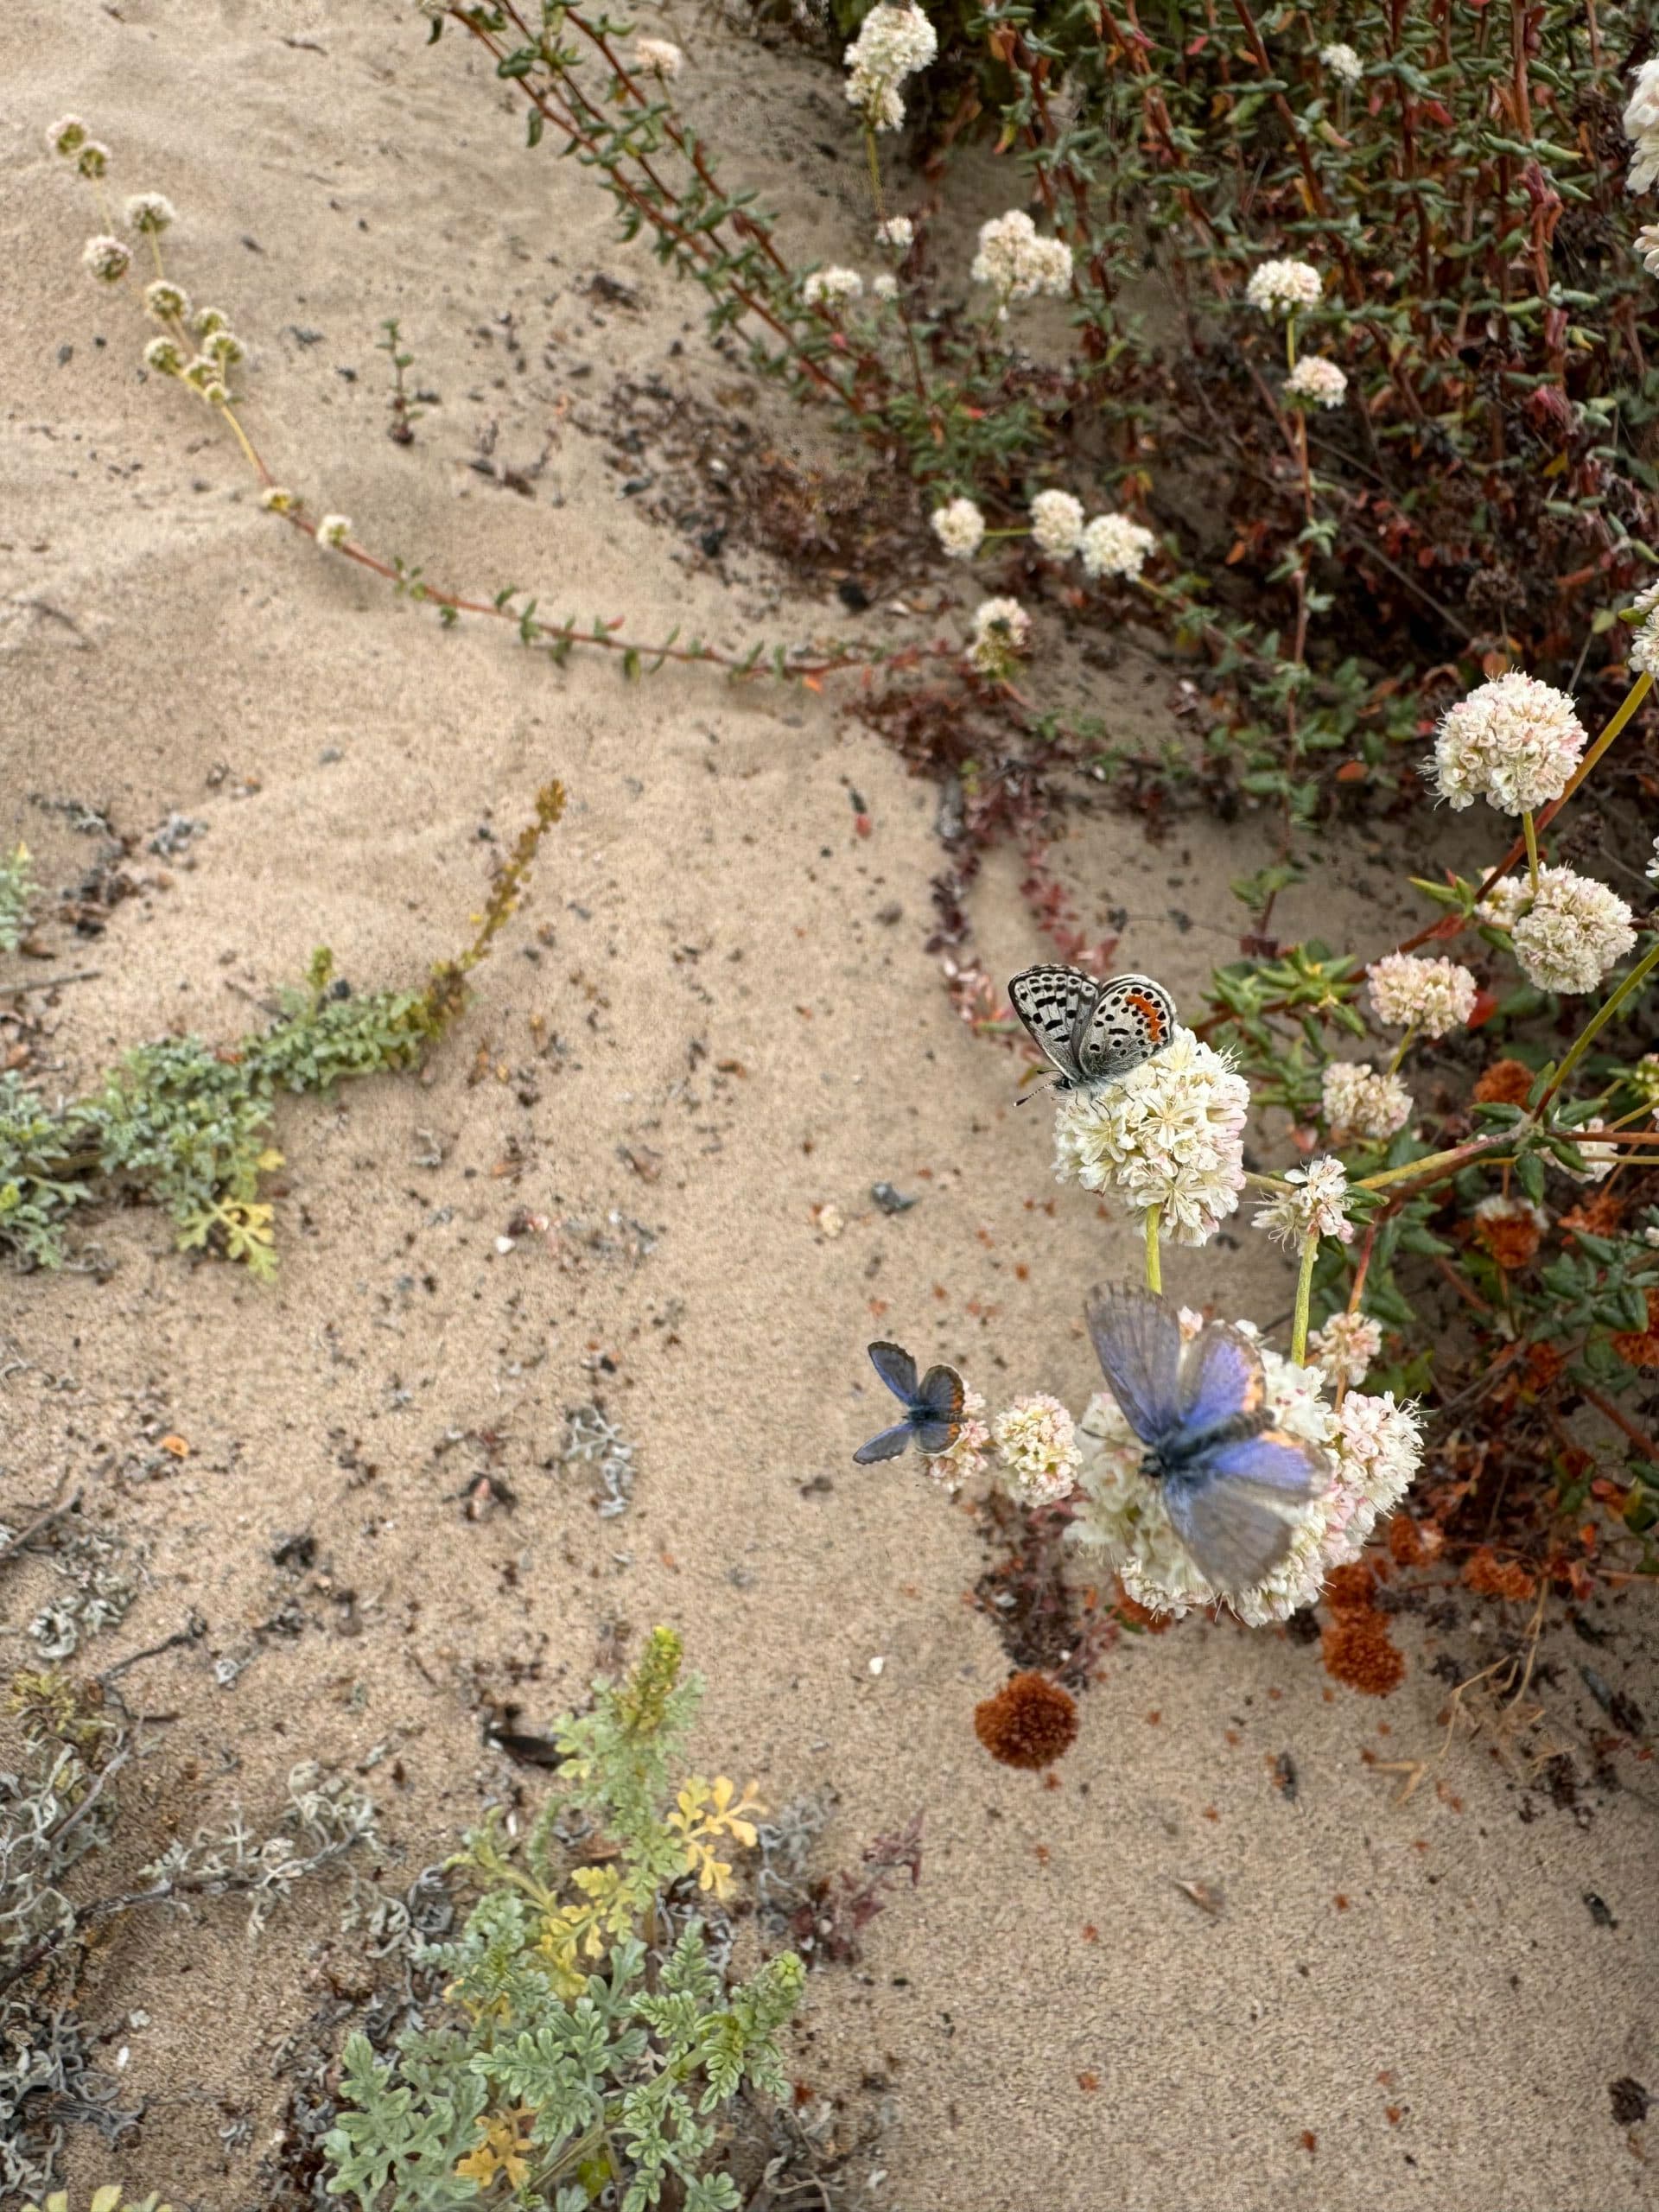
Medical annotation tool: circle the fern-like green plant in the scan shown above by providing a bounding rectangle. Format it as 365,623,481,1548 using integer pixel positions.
323,1630,804,2212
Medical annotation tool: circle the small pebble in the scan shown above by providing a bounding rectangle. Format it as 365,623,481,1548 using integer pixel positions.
868,1656,885,1676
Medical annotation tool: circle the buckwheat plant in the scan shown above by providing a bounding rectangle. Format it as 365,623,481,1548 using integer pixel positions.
323,1628,804,2212
48,124,887,692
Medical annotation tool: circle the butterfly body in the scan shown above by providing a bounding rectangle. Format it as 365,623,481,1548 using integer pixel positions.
1084,1286,1326,1592
853,1341,965,1465
1010,965,1177,1098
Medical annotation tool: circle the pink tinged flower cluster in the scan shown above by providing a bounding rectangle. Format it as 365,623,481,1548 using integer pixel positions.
1626,58,1659,194
1509,866,1636,996
966,597,1030,677
1254,1156,1355,1248
1070,1315,1422,1621
1320,1060,1413,1143
991,1395,1082,1508
1429,673,1586,817
1365,953,1478,1038
925,1386,989,1493
1051,1027,1249,1247
1309,1311,1382,1389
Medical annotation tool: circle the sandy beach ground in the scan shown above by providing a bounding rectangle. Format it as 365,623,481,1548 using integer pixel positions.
4,5,1656,2207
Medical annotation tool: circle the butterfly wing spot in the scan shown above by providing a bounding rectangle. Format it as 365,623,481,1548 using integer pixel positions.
1077,973,1179,1085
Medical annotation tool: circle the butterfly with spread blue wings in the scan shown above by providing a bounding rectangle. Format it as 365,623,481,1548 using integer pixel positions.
1084,1286,1328,1592
853,1341,966,1464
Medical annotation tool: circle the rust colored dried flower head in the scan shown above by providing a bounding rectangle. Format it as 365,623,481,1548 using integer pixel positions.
1522,1340,1567,1393
1460,1548,1538,1602
1322,1560,1378,1616
1611,1289,1659,1370
974,1672,1079,1770
1473,1058,1535,1106
1321,1612,1406,1697
1388,1515,1424,1567
1472,1193,1547,1270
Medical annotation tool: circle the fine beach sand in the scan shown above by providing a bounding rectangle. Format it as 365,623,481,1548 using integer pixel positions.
4,5,1657,2208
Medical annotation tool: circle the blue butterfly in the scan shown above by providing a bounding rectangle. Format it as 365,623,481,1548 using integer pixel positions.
1084,1286,1328,1592
853,1341,965,1464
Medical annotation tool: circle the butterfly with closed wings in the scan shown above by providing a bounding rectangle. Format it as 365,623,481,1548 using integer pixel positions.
853,1341,966,1465
1010,965,1177,1099
1084,1286,1328,1592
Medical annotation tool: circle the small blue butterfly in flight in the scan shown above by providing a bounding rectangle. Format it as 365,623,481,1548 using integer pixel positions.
853,1341,965,1465
1084,1286,1328,1592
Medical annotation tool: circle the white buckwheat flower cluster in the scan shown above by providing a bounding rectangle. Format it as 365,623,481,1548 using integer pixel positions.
876,214,914,250
1029,489,1085,556
1632,611,1659,678
1319,41,1363,86
1321,1060,1413,1143
1637,224,1659,277
844,2,938,132
1245,257,1322,315
1510,865,1636,995
632,36,683,77
316,514,353,550
931,498,985,559
1254,1156,1356,1248
1071,1313,1422,1620
1285,356,1348,410
1430,672,1586,816
1308,1311,1382,1389
1080,513,1157,581
124,191,177,233
872,273,899,302
1052,1027,1249,1246
1365,953,1478,1037
1476,870,1533,929
971,210,1073,308
47,115,88,156
1649,833,1659,884
1626,59,1659,194
991,1395,1083,1508
82,234,130,284
802,265,863,308
966,598,1031,677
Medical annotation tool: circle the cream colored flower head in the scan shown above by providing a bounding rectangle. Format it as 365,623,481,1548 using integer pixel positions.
877,214,914,251
971,210,1072,304
992,1394,1082,1508
1080,512,1156,582
1052,1027,1249,1247
1320,1060,1412,1143
76,139,111,179
931,498,985,560
632,35,683,77
1308,1311,1382,1389
1627,57,1659,193
966,597,1031,678
1430,672,1586,816
1245,257,1321,315
844,2,938,132
81,234,130,283
802,265,863,308
1365,953,1478,1037
124,191,177,234
316,513,353,550
1319,41,1363,86
47,115,88,156
1285,355,1347,409
1254,1156,1356,1248
1030,489,1085,556
1510,866,1636,995
143,277,189,322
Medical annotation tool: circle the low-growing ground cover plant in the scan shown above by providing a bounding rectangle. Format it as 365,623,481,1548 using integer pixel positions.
322,1629,804,2212
1,785,565,1277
